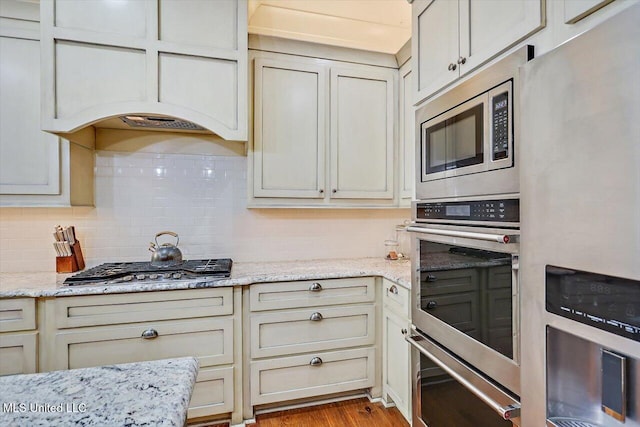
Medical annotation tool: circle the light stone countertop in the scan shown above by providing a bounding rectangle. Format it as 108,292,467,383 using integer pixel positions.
0,257,411,298
0,357,198,426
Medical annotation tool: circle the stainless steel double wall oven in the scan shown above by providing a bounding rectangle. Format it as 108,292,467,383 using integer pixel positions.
407,46,533,427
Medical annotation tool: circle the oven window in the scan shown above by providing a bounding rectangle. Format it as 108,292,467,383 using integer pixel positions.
424,103,484,175
419,241,513,359
419,354,513,427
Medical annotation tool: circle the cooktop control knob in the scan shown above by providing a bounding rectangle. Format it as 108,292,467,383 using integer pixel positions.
172,273,183,279
123,275,133,282
136,274,146,280
149,274,159,280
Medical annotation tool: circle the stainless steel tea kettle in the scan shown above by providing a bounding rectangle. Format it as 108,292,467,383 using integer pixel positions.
149,231,183,266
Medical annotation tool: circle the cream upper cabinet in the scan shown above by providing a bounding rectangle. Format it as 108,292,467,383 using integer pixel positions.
40,0,248,141
0,0,93,207
249,48,398,208
563,0,615,23
330,66,395,200
253,57,326,199
398,61,414,206
412,0,544,103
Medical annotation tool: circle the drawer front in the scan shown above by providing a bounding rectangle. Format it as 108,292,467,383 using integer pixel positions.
382,279,410,319
0,298,36,333
250,277,375,311
250,304,375,358
250,347,375,405
188,366,234,419
55,288,233,329
53,317,233,370
0,332,37,375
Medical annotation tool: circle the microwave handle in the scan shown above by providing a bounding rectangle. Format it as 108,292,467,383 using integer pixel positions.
406,332,521,422
406,226,518,244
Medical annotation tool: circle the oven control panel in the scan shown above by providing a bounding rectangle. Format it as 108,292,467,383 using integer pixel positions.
416,198,519,223
546,266,640,342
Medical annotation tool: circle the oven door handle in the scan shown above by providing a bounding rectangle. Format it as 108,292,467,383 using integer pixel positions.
406,332,521,423
406,225,518,244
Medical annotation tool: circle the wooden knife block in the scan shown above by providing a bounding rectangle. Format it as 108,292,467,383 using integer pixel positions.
56,241,85,273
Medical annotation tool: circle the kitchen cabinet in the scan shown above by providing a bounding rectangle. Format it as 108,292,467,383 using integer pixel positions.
563,0,615,23
0,1,93,207
381,279,411,422
250,49,398,207
41,288,241,422
398,61,414,206
412,0,544,103
247,277,378,407
0,298,38,375
40,0,248,141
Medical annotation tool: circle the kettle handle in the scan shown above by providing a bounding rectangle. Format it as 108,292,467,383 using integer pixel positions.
155,231,179,247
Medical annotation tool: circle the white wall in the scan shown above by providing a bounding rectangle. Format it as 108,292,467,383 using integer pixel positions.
0,151,409,273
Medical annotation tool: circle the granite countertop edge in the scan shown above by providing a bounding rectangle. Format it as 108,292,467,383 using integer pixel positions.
0,357,198,426
0,258,412,298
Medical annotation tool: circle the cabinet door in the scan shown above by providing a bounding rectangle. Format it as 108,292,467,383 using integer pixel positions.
253,58,326,198
563,0,614,24
459,0,543,73
412,0,459,103
330,66,395,199
382,312,410,422
398,62,414,205
0,332,37,375
0,24,60,195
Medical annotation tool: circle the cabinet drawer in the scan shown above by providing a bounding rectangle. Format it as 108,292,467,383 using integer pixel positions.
0,298,36,332
55,288,233,328
53,317,233,370
0,332,37,375
250,347,375,405
382,279,410,318
250,304,375,358
188,366,234,419
250,277,375,311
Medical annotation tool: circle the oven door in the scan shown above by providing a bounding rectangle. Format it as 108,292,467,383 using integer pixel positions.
408,330,521,427
408,223,521,394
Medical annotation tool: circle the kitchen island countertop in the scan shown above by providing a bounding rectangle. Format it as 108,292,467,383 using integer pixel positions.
0,357,198,426
0,257,411,298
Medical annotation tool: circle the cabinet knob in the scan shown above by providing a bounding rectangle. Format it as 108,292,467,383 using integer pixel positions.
309,312,323,321
457,56,467,65
388,285,399,295
319,189,324,193
309,357,323,366
141,328,159,339
425,274,437,282
309,282,323,292
401,328,408,335
426,301,438,310
332,189,337,193
448,63,457,71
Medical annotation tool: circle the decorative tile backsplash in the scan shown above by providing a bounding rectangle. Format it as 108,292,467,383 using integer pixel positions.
0,151,409,272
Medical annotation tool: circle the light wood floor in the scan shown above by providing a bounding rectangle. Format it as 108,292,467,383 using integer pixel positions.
208,398,409,427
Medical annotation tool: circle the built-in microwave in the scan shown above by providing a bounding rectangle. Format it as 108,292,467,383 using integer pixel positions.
415,46,533,200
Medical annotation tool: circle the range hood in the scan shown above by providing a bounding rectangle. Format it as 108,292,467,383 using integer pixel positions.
119,115,206,132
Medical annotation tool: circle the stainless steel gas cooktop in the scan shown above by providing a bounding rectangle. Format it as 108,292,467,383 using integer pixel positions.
63,258,232,286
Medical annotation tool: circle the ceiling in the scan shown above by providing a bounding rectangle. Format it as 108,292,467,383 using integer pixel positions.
248,0,412,54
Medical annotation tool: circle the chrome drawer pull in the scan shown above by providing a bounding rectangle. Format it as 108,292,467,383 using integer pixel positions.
426,301,438,310
308,282,323,292
309,312,323,321
426,274,437,282
141,328,159,339
309,357,323,366
389,285,399,295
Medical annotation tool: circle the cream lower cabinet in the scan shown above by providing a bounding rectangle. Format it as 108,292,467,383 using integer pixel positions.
248,278,378,407
0,298,38,375
250,51,398,207
381,279,411,422
42,288,240,422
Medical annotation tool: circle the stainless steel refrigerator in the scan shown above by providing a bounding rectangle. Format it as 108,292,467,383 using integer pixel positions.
519,3,640,427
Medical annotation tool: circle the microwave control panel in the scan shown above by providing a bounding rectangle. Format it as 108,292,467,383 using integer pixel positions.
416,198,519,222
546,266,640,342
491,91,510,161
